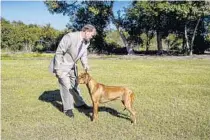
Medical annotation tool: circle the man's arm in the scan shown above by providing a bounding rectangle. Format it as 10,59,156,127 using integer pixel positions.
54,34,72,70
80,49,89,71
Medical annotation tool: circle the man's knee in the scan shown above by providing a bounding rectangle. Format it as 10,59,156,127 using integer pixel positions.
59,79,71,90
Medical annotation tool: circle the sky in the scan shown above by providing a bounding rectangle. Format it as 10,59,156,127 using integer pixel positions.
1,1,131,31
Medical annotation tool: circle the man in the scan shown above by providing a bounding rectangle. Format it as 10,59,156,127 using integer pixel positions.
49,24,96,118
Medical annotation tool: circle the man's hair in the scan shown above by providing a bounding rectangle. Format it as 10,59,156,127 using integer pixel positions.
82,24,96,34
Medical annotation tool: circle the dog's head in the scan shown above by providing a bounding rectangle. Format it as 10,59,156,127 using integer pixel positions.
78,72,91,84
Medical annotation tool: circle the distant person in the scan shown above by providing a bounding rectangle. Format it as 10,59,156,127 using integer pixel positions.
49,24,97,118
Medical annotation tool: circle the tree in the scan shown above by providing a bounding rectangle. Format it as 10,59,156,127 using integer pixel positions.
1,18,13,50
44,1,136,55
167,1,210,55
194,15,210,53
44,1,113,54
1,17,62,52
124,1,210,55
70,1,113,53
108,2,135,55
44,0,79,16
124,1,174,54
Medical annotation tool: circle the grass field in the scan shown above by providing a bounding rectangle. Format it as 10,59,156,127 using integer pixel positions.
1,53,210,140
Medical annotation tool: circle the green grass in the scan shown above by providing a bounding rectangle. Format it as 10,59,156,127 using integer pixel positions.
2,54,210,140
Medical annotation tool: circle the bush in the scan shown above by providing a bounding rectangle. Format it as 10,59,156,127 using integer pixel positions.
34,44,44,52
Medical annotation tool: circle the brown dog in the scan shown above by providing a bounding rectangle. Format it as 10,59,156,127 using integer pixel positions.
78,72,136,124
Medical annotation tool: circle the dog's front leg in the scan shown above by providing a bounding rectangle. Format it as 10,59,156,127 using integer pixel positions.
92,101,99,122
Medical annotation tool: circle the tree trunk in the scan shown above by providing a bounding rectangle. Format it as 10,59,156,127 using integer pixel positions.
24,42,28,52
29,44,32,52
184,24,190,55
146,31,152,53
146,38,150,52
182,34,186,53
118,27,135,55
184,18,201,56
156,30,163,55
190,17,201,56
110,11,135,55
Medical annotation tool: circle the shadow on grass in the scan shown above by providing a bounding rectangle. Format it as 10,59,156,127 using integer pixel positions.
39,90,131,122
39,90,63,112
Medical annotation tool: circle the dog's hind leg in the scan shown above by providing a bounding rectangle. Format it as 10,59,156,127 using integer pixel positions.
130,93,136,124
121,100,126,111
124,93,136,124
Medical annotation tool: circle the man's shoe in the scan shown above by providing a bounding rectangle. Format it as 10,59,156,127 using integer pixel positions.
65,109,74,118
75,104,92,110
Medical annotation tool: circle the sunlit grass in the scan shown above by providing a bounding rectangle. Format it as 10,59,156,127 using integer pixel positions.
2,54,210,140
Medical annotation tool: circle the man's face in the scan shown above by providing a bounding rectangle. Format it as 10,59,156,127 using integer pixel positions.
84,30,96,42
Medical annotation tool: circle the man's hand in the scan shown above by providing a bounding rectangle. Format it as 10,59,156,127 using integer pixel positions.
55,70,63,78
84,65,90,72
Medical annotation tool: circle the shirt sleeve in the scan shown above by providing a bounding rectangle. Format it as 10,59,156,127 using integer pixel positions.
54,34,72,70
80,47,89,70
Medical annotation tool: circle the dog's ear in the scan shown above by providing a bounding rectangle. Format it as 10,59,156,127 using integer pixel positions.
85,72,91,83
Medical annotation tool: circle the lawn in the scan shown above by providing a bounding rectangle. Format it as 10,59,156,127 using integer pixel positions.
1,53,210,140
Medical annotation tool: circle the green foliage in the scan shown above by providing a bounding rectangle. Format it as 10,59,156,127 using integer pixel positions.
35,44,44,52
44,0,79,17
165,34,182,51
192,17,210,54
125,1,171,36
206,34,210,42
1,17,62,52
205,18,210,44
3,1,210,54
105,30,124,47
123,1,210,54
1,18,13,49
45,1,114,53
70,1,114,53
